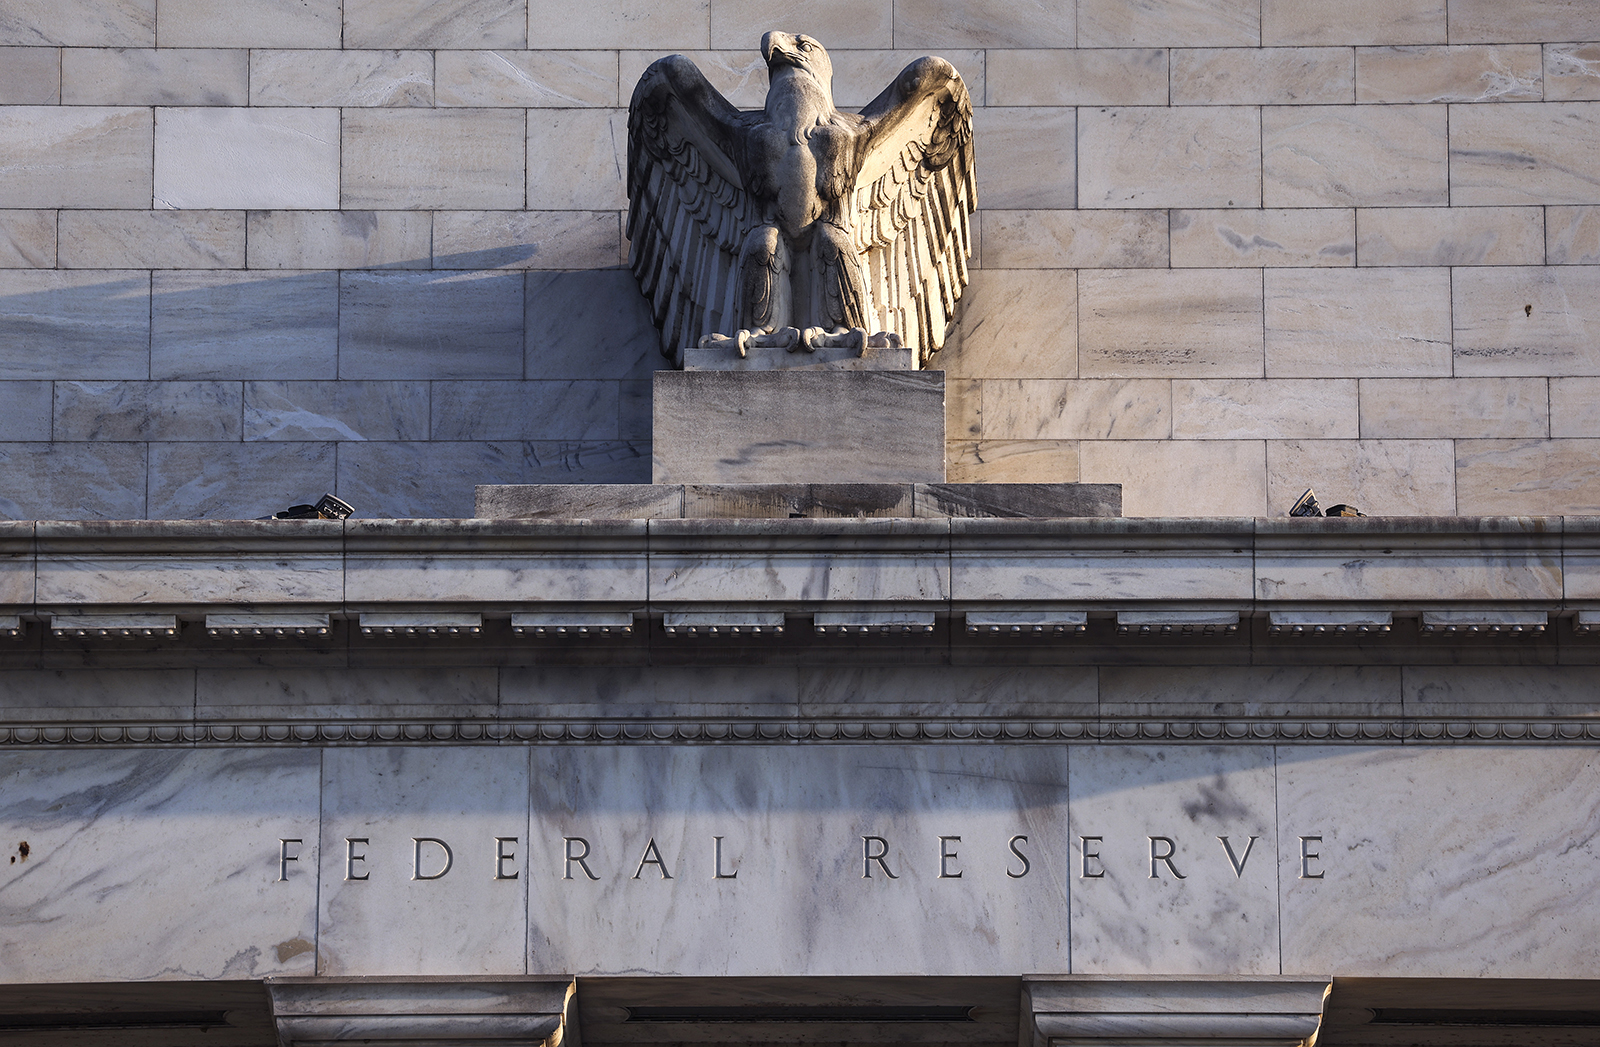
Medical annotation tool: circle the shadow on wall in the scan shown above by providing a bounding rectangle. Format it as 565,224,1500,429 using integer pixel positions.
0,254,665,520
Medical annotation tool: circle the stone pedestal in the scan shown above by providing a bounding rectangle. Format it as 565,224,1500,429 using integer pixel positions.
651,369,946,484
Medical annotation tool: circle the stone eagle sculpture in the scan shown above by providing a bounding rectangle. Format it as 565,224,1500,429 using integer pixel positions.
627,32,975,366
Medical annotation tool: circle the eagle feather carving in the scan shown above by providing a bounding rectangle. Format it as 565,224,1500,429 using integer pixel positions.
627,33,976,366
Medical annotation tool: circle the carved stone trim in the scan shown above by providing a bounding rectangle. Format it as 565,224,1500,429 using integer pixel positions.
1025,978,1329,1047
267,978,575,1047
4,719,1599,746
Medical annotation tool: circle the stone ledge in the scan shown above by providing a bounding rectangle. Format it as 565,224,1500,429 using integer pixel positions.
476,482,1122,520
0,517,1591,619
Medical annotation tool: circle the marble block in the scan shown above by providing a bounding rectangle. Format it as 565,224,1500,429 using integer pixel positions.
318,747,530,976
1069,747,1281,976
1280,747,1600,977
154,108,338,210
524,746,1074,976
652,370,946,484
0,749,320,982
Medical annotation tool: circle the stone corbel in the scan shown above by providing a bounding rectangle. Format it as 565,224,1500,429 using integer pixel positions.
267,977,578,1047
1023,977,1330,1047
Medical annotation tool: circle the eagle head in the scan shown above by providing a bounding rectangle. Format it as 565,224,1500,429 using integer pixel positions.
761,31,833,93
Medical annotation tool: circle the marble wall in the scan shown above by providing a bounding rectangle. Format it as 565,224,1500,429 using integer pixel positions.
2,0,1599,517
2,743,1597,982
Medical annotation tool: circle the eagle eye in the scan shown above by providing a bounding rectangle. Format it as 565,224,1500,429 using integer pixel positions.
799,40,812,51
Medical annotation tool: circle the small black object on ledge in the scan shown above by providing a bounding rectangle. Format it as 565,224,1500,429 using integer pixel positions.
269,494,355,521
1289,488,1365,518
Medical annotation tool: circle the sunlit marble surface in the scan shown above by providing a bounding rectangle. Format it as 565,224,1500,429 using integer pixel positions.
0,748,319,982
525,746,1074,976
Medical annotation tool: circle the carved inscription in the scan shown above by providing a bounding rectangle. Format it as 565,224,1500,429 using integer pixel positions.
277,830,1325,882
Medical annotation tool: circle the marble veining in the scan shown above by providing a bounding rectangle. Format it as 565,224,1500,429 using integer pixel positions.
525,745,1074,976
1069,746,1279,975
1279,746,1600,977
317,747,530,976
0,748,319,982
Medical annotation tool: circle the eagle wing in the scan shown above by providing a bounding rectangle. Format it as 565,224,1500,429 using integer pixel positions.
627,55,761,365
851,57,976,364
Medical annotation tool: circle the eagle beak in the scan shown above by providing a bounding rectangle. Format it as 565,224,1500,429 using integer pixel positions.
761,31,799,67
